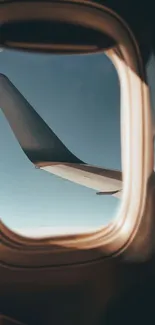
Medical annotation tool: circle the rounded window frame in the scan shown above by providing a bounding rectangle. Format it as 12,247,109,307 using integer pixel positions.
0,0,153,268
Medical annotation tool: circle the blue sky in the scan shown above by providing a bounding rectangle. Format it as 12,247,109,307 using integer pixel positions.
0,49,121,236
147,55,155,130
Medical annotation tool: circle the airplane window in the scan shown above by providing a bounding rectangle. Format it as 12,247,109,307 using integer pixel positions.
0,49,121,238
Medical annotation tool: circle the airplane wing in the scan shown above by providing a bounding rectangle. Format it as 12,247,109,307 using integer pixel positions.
0,74,122,197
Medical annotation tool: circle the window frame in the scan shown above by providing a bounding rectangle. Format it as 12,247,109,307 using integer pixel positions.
0,0,153,268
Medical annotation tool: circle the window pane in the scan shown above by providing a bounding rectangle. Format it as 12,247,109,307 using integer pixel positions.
0,49,121,237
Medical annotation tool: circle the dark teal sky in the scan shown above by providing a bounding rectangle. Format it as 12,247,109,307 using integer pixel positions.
0,49,121,236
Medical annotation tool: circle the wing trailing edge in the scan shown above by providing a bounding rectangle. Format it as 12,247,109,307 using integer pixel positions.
0,74,122,197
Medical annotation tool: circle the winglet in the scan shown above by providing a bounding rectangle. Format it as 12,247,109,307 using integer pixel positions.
0,74,83,165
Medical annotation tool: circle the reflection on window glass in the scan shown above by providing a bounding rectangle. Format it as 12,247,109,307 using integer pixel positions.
0,49,121,237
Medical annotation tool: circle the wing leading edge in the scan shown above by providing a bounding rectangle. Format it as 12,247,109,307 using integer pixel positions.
0,74,122,198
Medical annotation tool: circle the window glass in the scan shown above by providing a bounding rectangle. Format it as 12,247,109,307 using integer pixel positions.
0,49,121,237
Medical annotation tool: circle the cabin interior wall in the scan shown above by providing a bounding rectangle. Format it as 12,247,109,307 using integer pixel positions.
0,256,155,325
